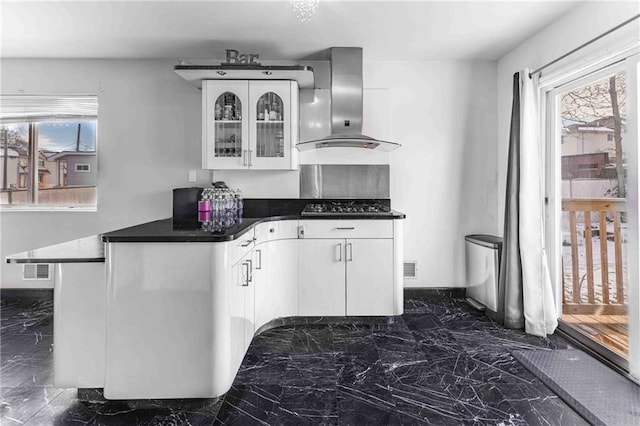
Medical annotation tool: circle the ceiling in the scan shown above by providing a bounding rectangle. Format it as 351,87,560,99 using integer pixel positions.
1,0,580,61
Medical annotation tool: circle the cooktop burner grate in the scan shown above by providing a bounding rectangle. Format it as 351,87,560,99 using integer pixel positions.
302,201,391,215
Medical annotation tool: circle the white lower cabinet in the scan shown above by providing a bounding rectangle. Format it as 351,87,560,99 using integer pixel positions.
255,239,298,329
102,218,400,400
298,234,394,316
105,243,217,399
345,239,394,315
298,239,346,316
53,262,106,388
231,251,255,360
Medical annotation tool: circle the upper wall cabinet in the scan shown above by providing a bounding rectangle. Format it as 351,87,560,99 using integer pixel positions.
202,80,299,170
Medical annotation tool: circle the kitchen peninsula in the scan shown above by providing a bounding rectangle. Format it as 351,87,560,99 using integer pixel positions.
6,198,405,400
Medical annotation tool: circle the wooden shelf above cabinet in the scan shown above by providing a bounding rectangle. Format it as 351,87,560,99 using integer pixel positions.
175,65,315,89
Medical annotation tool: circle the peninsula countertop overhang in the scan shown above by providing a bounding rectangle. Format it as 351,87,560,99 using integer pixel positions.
102,211,406,243
6,235,105,264
5,199,406,261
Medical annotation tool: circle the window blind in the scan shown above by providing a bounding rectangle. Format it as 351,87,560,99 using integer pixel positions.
0,95,98,123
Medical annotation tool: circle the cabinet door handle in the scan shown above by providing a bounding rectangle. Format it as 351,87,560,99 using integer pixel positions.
248,150,253,167
255,249,262,270
337,243,343,262
246,259,253,282
240,239,253,247
243,150,248,166
336,227,355,230
347,242,353,262
242,262,250,286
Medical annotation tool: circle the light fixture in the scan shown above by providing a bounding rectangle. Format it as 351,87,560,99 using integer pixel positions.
290,0,319,22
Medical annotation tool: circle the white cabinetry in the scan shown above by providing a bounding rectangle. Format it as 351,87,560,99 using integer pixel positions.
345,239,394,315
298,220,395,316
53,263,106,388
255,239,299,328
203,80,298,170
254,220,299,329
298,239,346,316
232,250,256,353
105,243,218,399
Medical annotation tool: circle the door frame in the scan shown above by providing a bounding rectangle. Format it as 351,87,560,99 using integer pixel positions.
541,47,640,378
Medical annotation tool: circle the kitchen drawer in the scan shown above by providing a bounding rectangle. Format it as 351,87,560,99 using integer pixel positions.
299,220,393,239
254,222,270,245
254,220,298,243
265,220,299,241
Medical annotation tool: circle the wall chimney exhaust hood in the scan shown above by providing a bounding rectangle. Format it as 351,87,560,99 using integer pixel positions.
296,47,400,152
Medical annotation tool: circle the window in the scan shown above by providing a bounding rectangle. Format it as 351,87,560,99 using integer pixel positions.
0,95,98,209
75,163,91,173
577,163,599,170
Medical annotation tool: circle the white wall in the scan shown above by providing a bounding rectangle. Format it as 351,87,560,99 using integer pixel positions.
365,61,498,287
0,59,207,288
0,58,498,289
496,1,640,231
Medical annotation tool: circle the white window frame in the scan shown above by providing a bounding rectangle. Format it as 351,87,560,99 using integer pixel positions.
0,95,98,212
74,163,91,173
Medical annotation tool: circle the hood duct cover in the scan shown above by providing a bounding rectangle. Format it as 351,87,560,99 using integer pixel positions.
296,47,400,152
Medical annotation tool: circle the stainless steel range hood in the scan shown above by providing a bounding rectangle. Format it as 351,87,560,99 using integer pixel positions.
296,47,400,152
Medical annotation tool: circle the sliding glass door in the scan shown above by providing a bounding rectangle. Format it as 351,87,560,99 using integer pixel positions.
546,54,639,374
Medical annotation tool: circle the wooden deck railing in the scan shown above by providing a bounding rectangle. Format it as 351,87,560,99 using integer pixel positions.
562,198,627,315
0,186,96,205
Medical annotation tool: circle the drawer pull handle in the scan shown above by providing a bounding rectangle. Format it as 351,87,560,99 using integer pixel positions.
246,259,253,282
255,249,262,270
242,262,250,286
335,227,355,230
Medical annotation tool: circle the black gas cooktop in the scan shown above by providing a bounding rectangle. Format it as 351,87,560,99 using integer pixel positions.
301,201,391,215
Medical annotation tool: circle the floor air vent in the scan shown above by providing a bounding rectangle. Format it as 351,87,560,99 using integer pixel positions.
23,264,50,280
403,261,417,279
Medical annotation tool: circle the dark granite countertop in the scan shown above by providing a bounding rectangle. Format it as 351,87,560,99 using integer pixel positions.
103,199,405,243
6,235,105,264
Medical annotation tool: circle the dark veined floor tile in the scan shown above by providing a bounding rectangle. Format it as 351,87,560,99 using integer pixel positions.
1,332,54,357
444,380,525,425
0,354,54,387
495,382,589,426
390,382,462,425
0,387,64,425
276,386,337,425
215,384,281,425
281,354,337,387
337,383,401,426
289,326,335,354
234,353,290,385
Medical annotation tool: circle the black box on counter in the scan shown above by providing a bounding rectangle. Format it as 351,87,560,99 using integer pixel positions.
173,187,202,228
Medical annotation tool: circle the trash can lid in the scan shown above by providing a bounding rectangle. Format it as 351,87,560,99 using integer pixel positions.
465,234,503,249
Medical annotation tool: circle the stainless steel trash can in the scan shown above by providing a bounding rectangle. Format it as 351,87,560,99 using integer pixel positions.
465,234,503,316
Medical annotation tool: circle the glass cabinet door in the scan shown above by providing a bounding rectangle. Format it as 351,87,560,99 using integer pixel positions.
213,92,243,158
255,92,284,158
203,81,249,169
249,81,292,169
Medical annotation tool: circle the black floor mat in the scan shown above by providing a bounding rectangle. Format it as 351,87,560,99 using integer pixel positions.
513,348,640,425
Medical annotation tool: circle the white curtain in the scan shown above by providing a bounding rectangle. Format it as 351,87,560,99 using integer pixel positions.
500,70,557,337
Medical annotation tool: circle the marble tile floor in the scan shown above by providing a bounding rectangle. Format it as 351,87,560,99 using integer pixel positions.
0,293,590,425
